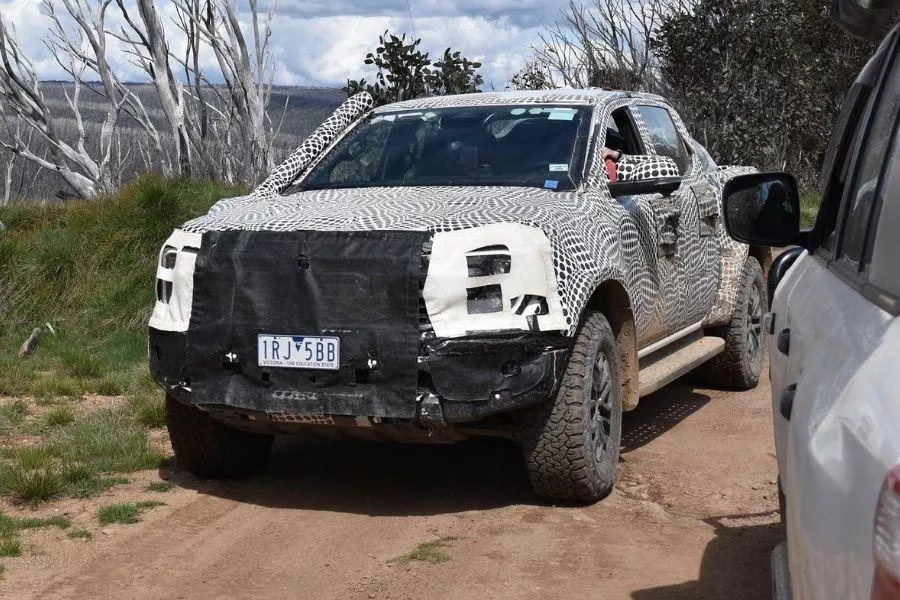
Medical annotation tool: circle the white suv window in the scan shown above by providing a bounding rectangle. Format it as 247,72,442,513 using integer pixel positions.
838,53,900,271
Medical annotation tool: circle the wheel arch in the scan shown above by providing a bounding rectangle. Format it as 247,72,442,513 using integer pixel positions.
749,244,773,279
584,279,639,411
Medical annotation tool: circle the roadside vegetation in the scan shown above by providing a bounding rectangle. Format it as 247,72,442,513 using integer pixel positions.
0,511,71,562
0,176,242,507
96,501,166,526
800,192,821,230
0,176,231,573
0,176,244,399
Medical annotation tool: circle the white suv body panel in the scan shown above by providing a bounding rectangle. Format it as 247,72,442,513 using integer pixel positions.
771,249,899,599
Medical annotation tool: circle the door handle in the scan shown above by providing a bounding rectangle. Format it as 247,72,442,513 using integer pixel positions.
780,384,797,420
777,328,790,355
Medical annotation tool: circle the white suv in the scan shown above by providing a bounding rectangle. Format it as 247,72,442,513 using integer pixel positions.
721,5,900,598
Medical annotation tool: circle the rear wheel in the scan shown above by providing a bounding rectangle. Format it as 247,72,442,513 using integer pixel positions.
519,311,623,503
696,255,766,390
166,394,274,478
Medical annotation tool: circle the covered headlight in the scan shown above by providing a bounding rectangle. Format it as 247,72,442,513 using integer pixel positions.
422,223,567,338
148,229,202,332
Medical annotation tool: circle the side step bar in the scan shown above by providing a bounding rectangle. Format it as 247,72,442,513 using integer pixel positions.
638,332,725,397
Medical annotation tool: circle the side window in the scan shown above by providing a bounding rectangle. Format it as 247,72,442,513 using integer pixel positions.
836,52,900,271
635,105,691,174
605,108,642,155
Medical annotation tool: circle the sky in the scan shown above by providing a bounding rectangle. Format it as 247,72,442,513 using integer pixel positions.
0,0,570,89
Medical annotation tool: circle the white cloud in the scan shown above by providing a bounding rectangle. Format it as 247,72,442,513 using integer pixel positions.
0,0,567,88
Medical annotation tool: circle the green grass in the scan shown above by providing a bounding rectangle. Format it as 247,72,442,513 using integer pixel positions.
97,500,165,525
0,400,29,433
389,537,455,565
0,511,71,559
0,405,163,505
0,466,64,506
15,516,70,530
127,365,165,428
0,538,21,558
96,503,140,525
0,176,244,400
66,529,91,540
40,405,76,429
144,481,174,493
800,191,820,230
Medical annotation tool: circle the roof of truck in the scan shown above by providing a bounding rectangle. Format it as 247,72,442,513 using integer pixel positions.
373,89,667,112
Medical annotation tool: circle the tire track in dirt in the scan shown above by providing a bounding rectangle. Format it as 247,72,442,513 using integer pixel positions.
0,376,780,600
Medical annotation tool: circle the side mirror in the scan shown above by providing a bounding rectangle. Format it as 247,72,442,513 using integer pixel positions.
609,177,682,198
831,0,900,39
722,172,800,246
609,155,682,197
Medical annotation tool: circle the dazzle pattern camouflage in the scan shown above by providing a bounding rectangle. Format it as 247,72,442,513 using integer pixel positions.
180,90,756,339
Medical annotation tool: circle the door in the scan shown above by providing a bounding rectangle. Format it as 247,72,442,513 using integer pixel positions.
599,103,681,345
771,33,900,600
629,103,711,340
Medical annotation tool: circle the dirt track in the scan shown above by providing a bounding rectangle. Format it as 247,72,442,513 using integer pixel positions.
0,374,780,600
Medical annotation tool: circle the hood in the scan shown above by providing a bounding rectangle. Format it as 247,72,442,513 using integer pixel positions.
179,186,583,237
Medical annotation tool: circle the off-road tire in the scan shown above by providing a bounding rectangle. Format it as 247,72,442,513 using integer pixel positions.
519,311,623,503
696,256,767,390
165,394,274,478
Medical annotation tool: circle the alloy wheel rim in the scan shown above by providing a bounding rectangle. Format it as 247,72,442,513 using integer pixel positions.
588,352,613,464
746,282,763,364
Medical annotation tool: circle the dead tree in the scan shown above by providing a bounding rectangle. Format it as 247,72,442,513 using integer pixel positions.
174,0,280,183
0,16,103,198
534,0,690,92
0,1,164,198
114,0,192,178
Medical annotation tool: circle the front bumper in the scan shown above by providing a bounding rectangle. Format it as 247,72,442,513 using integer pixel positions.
149,228,572,428
149,328,571,425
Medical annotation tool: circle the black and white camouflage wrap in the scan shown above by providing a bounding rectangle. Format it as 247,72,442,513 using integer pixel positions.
175,89,755,342
251,93,375,199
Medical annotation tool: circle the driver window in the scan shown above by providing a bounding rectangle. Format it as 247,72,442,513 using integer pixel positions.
327,117,393,184
605,108,642,155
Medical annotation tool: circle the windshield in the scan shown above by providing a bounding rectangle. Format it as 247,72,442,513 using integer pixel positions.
295,105,591,193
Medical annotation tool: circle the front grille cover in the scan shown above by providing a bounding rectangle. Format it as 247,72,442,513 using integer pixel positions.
185,229,429,418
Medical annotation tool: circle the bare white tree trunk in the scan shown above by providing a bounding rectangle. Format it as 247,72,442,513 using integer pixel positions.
0,17,100,199
2,154,12,206
0,1,166,198
174,0,279,183
115,0,192,178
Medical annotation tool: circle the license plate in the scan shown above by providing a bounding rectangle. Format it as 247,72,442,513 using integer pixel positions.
257,334,340,370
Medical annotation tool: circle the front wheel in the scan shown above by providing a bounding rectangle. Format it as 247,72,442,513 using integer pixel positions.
166,394,274,478
519,311,623,503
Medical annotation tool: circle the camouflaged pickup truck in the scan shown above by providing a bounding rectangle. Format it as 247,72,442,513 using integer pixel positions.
149,89,767,502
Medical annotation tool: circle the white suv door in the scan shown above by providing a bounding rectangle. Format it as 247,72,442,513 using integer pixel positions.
769,32,900,600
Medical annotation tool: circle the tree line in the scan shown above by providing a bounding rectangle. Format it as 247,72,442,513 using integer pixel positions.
0,0,884,204
347,1,881,190
0,0,284,201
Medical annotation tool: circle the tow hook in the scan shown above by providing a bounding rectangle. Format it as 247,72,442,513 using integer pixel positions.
417,392,446,428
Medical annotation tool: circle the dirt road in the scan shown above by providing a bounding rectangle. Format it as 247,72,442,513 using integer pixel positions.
0,375,779,600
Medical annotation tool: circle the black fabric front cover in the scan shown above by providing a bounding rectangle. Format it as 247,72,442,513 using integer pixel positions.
186,229,428,418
